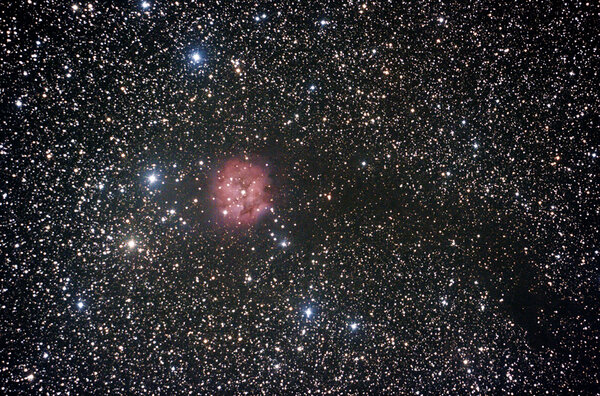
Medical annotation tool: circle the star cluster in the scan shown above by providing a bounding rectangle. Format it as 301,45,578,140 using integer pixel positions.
1,1,599,394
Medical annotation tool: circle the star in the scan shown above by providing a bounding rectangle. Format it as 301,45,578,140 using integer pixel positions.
191,52,202,63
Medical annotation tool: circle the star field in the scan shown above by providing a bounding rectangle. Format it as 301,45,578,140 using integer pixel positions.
1,1,599,394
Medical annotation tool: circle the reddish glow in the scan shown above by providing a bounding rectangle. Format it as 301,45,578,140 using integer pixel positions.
211,159,272,226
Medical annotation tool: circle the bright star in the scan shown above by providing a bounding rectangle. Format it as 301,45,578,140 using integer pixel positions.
305,308,312,318
191,52,201,62
77,301,84,309
148,174,157,184
350,323,358,330
141,1,150,9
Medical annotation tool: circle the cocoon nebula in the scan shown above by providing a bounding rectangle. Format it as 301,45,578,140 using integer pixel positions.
211,159,272,226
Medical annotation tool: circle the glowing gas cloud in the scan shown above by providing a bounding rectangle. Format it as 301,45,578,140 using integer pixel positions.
211,159,272,226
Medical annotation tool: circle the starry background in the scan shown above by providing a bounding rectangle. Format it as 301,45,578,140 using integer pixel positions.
1,1,600,394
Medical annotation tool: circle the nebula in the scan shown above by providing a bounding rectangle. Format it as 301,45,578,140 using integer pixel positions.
211,159,272,226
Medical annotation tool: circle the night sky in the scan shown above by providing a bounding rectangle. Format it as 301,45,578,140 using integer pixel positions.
1,1,599,394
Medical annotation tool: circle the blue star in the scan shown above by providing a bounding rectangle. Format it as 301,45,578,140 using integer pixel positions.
190,52,203,63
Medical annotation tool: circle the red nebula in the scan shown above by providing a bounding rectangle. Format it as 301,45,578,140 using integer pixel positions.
211,159,272,226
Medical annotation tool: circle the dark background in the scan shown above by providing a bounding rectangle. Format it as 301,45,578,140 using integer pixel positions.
1,0,599,394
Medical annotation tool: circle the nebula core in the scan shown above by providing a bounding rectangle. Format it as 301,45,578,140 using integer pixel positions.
211,159,272,226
